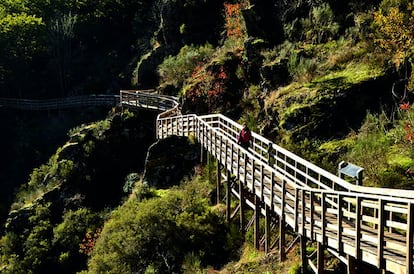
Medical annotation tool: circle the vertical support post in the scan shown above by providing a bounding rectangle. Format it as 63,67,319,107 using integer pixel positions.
279,213,285,261
406,203,414,274
251,158,256,194
216,163,221,205
355,196,361,260
301,189,306,236
377,199,385,270
270,172,275,212
226,172,231,224
294,188,300,232
265,205,271,254
310,191,315,241
321,192,326,246
280,180,286,262
218,135,222,163
347,255,356,274
338,194,343,253
300,235,307,274
200,145,204,164
267,143,272,163
254,195,260,250
260,164,264,201
239,181,245,233
317,242,324,274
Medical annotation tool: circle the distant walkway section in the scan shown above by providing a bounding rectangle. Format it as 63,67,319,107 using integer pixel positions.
0,95,120,110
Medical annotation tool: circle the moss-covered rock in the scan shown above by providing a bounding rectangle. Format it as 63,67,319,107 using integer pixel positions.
264,64,395,141
143,136,200,188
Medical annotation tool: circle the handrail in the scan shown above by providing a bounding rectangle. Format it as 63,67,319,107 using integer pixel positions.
121,90,414,273
197,113,414,199
0,95,119,110
119,90,180,129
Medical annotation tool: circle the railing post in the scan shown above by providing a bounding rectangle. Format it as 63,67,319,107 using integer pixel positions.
265,204,271,254
294,188,299,233
216,163,221,205
406,203,414,273
270,171,274,212
251,158,255,194
317,242,324,274
254,195,260,249
355,196,361,260
377,199,385,270
280,180,286,261
321,192,326,245
218,135,222,163
226,171,231,223
310,191,315,241
260,164,264,201
300,235,307,274
338,194,343,253
301,189,306,236
239,179,245,233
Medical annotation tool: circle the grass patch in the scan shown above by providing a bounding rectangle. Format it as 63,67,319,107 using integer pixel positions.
311,62,384,90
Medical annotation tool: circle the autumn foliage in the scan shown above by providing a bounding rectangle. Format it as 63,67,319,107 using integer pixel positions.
374,5,414,68
80,227,102,255
224,3,245,39
186,64,230,112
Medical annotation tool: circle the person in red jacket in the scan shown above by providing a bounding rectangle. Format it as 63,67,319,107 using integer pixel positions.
237,123,252,150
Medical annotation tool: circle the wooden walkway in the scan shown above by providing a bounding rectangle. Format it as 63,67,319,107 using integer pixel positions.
0,94,120,110
121,90,414,274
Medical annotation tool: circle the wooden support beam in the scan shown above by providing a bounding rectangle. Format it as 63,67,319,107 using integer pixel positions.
338,194,343,253
239,181,245,233
280,180,286,261
300,235,307,274
301,189,306,236
255,196,260,250
270,172,275,212
347,255,356,274
226,174,231,223
310,191,315,241
265,205,271,254
377,199,385,270
279,214,286,261
321,192,326,246
294,188,299,233
216,162,221,205
317,242,324,274
355,197,361,260
406,203,414,274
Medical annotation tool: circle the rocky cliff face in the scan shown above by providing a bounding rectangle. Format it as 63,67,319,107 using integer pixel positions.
143,135,200,188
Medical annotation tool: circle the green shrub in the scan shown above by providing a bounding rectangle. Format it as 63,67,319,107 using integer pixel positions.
345,112,391,186
86,177,241,273
288,51,318,82
53,208,101,253
300,3,339,44
158,44,214,91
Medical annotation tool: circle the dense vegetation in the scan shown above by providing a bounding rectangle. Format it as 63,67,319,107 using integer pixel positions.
2,0,414,273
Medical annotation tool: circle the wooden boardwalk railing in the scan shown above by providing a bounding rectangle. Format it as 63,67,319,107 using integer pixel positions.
126,90,414,274
0,95,119,110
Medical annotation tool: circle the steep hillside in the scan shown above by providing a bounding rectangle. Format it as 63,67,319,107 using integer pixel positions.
2,0,414,273
0,109,156,273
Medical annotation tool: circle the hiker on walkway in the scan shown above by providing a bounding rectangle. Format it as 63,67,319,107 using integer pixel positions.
237,123,252,150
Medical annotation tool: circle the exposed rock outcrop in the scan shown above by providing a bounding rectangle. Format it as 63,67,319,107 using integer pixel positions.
143,136,200,188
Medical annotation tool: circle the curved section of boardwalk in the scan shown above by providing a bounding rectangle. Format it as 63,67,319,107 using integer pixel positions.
126,90,414,273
